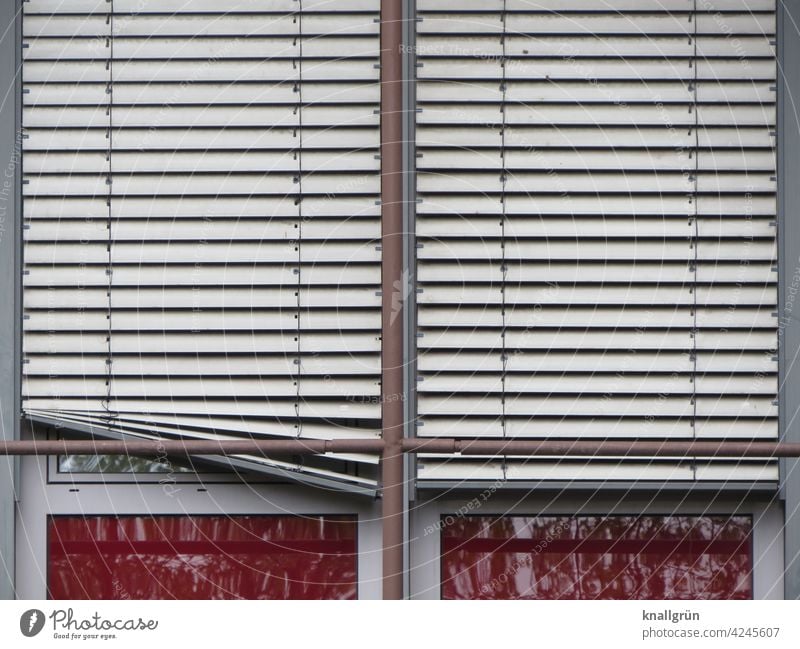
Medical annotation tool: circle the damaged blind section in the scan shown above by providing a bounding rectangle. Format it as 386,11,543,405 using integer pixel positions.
21,0,382,492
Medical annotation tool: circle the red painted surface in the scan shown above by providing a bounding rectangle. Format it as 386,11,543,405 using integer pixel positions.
48,515,357,600
441,516,752,600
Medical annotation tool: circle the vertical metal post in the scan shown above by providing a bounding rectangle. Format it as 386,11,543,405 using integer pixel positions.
0,0,20,601
401,0,418,600
380,0,406,600
779,0,800,600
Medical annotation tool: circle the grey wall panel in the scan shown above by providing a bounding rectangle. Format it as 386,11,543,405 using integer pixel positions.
0,0,20,601
779,0,800,601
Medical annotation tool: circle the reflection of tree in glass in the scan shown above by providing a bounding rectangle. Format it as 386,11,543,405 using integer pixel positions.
58,454,194,474
48,515,358,600
442,515,752,600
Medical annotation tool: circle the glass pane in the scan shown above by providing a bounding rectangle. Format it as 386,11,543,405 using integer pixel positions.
48,515,358,600
57,454,195,474
441,515,752,600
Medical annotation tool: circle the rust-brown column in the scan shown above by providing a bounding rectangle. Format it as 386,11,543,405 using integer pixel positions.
380,0,405,601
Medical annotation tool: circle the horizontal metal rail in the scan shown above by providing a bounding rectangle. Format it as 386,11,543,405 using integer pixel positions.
3,438,800,458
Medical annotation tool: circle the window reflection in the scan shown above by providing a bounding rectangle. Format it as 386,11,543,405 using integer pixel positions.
58,454,195,474
441,515,752,600
48,515,358,600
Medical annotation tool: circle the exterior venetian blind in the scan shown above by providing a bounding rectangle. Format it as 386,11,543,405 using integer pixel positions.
21,0,381,492
414,0,778,483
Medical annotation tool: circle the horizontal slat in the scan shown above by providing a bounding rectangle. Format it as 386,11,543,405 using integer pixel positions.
418,13,775,36
417,216,776,238
417,171,775,193
418,329,777,351
23,172,380,196
24,286,381,309
417,81,776,104
24,127,378,151
23,398,380,420
24,15,380,37
417,460,778,482
24,309,383,331
418,350,776,373
24,264,379,287
416,417,777,439
24,331,381,354
23,105,379,127
24,82,379,107
24,151,379,174
415,34,775,58
418,59,776,81
418,0,774,12
418,126,776,150
418,240,776,261
25,217,380,241
23,60,379,83
418,104,775,126
417,394,776,417
417,194,777,215
23,196,381,218
418,373,776,394
417,285,776,307
24,375,381,398
418,306,777,328
418,150,776,172
25,241,380,264
24,36,378,60
417,261,775,284
25,0,380,13
24,354,379,376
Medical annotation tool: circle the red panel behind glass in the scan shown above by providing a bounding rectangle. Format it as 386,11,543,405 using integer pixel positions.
441,515,752,600
48,515,357,600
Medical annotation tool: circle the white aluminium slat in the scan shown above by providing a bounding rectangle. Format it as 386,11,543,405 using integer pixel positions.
25,375,381,400
23,196,381,219
25,217,381,241
23,309,382,332
417,216,776,239
24,15,380,38
418,13,775,36
24,105,380,128
24,127,378,151
419,150,776,173
25,0,380,13
417,260,775,284
418,239,776,262
24,59,378,83
24,264,379,288
25,331,381,355
415,34,775,58
24,82,379,107
417,285,774,307
418,59,776,82
418,305,777,329
24,286,381,310
25,354,379,377
418,126,776,152
418,329,777,352
24,151,379,174
416,418,777,440
417,0,773,11
23,172,380,197
418,104,776,127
